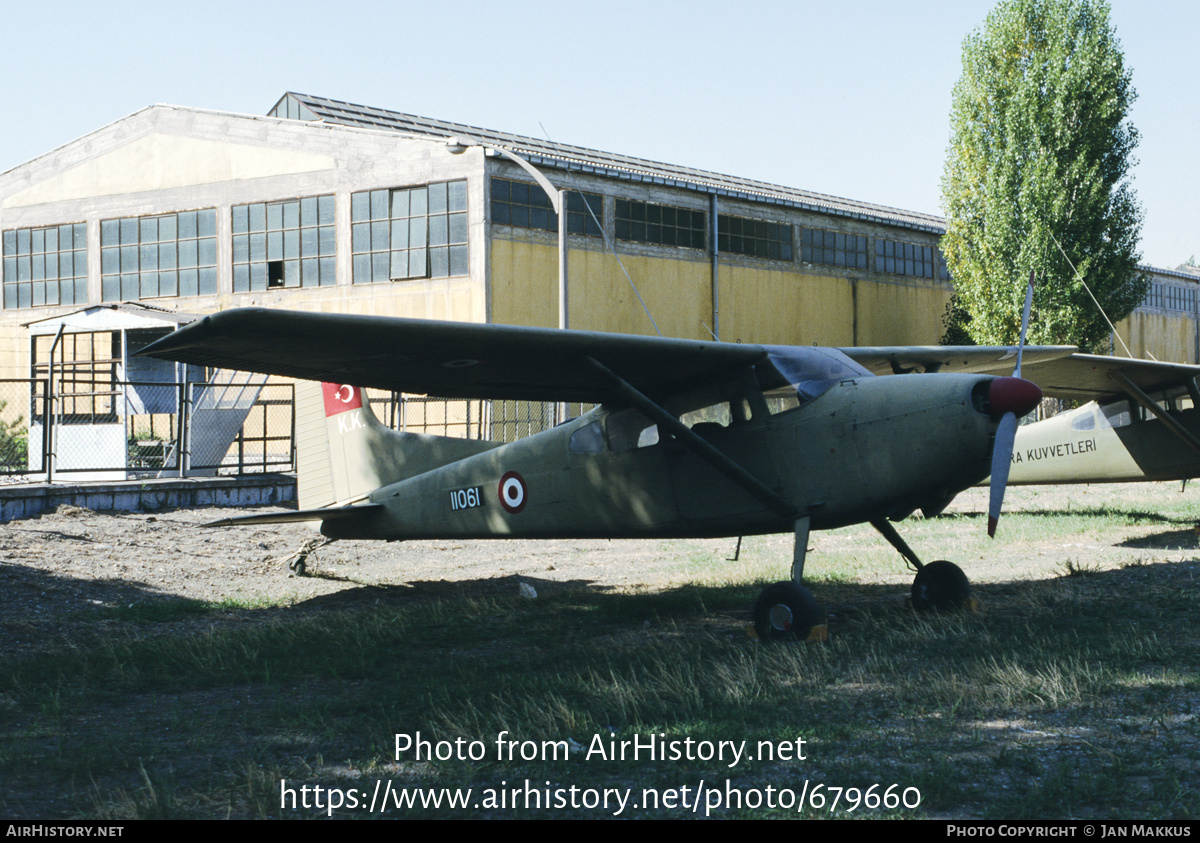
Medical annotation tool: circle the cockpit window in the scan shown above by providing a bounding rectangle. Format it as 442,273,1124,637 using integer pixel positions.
763,346,874,404
568,420,606,454
1070,406,1098,431
606,408,659,451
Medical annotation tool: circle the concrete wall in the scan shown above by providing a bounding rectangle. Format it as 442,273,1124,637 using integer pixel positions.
0,474,294,522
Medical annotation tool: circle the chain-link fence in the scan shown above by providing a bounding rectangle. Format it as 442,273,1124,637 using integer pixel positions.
366,391,489,439
0,379,40,476
5,378,293,482
1,377,584,484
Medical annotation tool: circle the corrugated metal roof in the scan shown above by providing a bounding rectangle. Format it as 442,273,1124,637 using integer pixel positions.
282,92,948,234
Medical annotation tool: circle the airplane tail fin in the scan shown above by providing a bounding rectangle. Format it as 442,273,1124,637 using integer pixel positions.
295,381,497,509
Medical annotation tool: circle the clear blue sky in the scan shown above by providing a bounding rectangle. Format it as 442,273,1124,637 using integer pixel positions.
2,0,1194,269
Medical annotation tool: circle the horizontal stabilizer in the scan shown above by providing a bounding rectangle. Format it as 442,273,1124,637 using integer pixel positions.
205,503,383,528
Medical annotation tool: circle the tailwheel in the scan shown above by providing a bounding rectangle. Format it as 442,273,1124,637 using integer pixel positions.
282,536,332,578
753,581,820,642
911,560,971,612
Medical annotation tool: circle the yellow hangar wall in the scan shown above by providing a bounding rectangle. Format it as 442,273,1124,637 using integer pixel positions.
1117,309,1198,362
490,239,712,339
490,238,951,348
715,264,852,347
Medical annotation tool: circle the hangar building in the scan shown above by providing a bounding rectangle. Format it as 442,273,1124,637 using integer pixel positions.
1,91,1197,387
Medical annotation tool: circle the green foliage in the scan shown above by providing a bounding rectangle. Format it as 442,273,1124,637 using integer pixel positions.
940,294,977,346
941,0,1147,352
0,399,28,470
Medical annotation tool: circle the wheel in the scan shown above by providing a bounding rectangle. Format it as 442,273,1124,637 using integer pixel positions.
289,557,307,576
911,560,970,611
753,581,820,641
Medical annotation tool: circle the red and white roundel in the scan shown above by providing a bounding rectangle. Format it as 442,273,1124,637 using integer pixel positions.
498,471,527,514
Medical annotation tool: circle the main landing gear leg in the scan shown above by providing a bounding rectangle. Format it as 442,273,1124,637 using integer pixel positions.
753,516,821,641
870,519,971,611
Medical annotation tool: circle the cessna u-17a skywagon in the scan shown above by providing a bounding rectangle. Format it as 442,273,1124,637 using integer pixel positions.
142,307,1056,640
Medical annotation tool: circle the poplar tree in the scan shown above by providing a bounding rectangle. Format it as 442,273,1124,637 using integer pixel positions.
941,0,1146,352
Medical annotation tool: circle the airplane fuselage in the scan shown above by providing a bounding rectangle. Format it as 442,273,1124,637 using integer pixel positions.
1008,400,1200,484
322,373,1001,541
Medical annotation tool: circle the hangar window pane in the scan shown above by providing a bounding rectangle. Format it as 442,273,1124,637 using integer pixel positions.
351,180,468,283
875,238,935,279
615,199,705,249
490,178,602,237
232,195,337,292
1142,281,1199,313
718,215,793,261
101,210,216,302
3,222,88,309
800,227,867,269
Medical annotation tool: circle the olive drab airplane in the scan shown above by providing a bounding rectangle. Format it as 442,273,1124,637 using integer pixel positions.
140,307,1059,641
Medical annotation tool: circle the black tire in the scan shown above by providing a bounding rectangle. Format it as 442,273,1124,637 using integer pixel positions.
753,581,820,641
911,560,970,611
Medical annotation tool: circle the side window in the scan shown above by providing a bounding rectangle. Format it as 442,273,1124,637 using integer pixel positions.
1166,386,1195,412
1137,391,1168,422
1100,400,1131,429
606,409,658,452
680,401,731,429
763,387,801,416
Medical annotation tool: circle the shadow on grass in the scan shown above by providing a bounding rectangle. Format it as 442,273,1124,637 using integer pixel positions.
3,556,1199,819
936,506,1196,526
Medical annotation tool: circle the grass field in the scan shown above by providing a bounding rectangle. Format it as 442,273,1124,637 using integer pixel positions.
2,485,1199,819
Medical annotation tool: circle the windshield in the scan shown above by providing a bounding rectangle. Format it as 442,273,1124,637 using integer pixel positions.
764,345,874,403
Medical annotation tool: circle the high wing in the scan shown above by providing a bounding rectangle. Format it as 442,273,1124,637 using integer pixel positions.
843,345,1077,378
844,346,1200,403
975,353,1200,403
139,308,892,404
138,308,775,403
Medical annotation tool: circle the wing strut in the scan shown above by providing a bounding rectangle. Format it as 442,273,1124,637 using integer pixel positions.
1109,371,1200,459
583,356,799,520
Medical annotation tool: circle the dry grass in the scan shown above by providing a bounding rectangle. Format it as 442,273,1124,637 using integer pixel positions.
1,483,1199,819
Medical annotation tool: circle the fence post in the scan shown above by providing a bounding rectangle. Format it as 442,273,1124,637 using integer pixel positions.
179,381,192,478
45,325,66,484
42,378,54,484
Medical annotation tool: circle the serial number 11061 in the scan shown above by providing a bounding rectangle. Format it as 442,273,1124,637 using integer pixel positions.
450,486,484,511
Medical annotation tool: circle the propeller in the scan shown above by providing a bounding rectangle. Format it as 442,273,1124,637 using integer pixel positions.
987,271,1042,538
